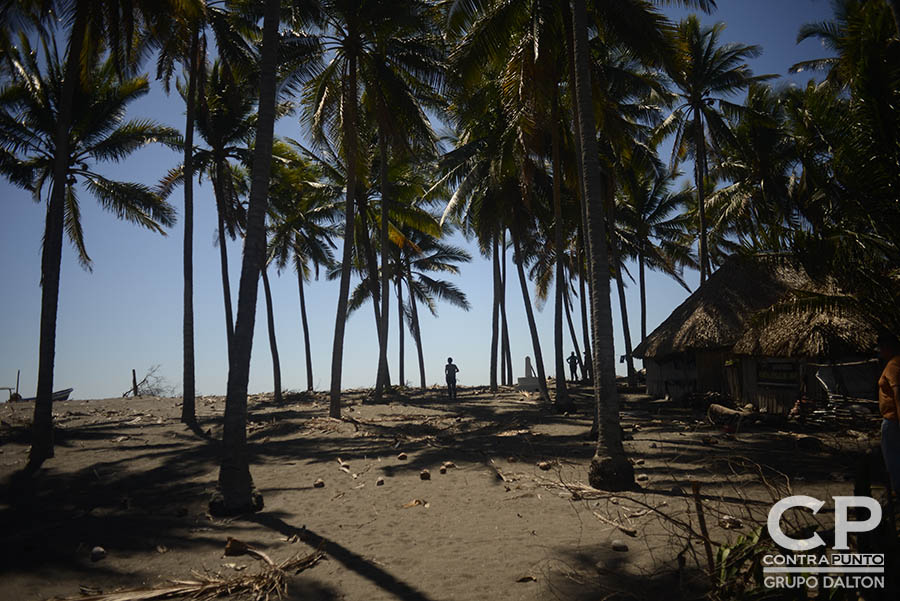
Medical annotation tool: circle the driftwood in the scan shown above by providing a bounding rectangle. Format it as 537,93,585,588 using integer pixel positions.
59,543,325,601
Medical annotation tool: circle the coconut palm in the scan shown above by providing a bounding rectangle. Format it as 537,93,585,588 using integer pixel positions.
210,0,282,516
660,15,768,283
0,0,181,471
0,37,179,469
616,157,695,343
267,141,338,392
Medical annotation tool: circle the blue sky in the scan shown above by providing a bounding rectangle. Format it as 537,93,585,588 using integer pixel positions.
0,0,835,400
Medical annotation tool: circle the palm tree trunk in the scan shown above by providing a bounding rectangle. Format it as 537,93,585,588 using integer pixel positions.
578,234,593,383
694,114,708,284
397,273,404,387
408,264,427,389
357,194,389,394
329,49,360,418
571,0,634,491
213,159,235,362
552,100,573,412
490,233,500,392
374,125,391,401
261,267,282,404
606,186,635,388
500,229,512,385
28,6,87,471
295,259,314,391
212,0,280,515
181,27,200,427
512,231,550,404
639,250,647,343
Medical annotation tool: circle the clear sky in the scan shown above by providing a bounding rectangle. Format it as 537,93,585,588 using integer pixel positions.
0,0,835,400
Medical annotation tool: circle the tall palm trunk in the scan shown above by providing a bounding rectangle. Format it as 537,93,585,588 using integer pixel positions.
357,194,389,393
639,249,647,343
564,0,597,428
329,47,359,418
500,229,512,384
261,267,282,403
490,233,501,392
28,5,88,471
181,28,200,427
407,263,427,389
551,100,573,412
213,158,235,361
694,114,709,284
397,273,404,386
374,125,390,401
577,235,593,383
512,231,550,404
212,0,280,515
571,0,634,491
295,257,314,391
606,184,635,388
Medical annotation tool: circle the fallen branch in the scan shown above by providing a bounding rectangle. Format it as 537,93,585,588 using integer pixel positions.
58,547,325,601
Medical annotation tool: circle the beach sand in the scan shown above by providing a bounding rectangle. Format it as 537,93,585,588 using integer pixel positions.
0,384,883,600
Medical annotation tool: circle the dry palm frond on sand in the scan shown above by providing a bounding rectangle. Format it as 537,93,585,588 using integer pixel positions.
61,540,325,601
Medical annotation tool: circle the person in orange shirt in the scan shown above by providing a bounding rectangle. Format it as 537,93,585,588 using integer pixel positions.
878,331,900,491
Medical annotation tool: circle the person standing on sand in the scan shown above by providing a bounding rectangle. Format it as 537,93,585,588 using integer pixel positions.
445,357,460,401
878,330,900,493
566,351,579,381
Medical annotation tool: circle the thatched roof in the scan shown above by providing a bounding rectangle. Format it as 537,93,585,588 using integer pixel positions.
633,256,812,359
732,304,877,359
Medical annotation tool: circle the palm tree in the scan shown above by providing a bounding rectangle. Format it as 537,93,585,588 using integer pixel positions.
1,0,180,471
0,37,178,470
660,15,767,283
570,0,635,491
211,0,283,516
267,142,338,392
616,159,695,343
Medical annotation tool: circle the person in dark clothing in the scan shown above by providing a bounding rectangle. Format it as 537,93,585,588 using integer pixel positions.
445,357,460,400
566,351,579,381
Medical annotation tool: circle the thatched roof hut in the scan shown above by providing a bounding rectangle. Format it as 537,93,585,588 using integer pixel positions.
633,256,811,360
732,306,876,359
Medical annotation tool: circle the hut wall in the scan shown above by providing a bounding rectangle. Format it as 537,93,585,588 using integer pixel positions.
748,358,802,414
696,351,727,393
644,356,696,401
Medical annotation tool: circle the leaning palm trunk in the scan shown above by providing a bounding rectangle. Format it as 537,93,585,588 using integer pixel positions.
571,0,634,491
374,126,391,401
606,191,635,388
512,232,550,404
295,256,314,391
577,235,593,383
261,267,282,403
28,7,88,471
329,52,360,418
407,263,427,389
551,102,573,412
490,233,501,392
212,159,235,361
181,28,200,427
211,0,280,515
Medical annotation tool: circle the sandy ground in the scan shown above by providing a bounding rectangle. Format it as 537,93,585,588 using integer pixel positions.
0,384,894,601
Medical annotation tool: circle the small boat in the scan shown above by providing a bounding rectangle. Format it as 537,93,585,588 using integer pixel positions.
22,388,74,402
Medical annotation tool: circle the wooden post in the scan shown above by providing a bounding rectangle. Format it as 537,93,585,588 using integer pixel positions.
132,369,139,398
691,481,716,582
15,369,20,395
